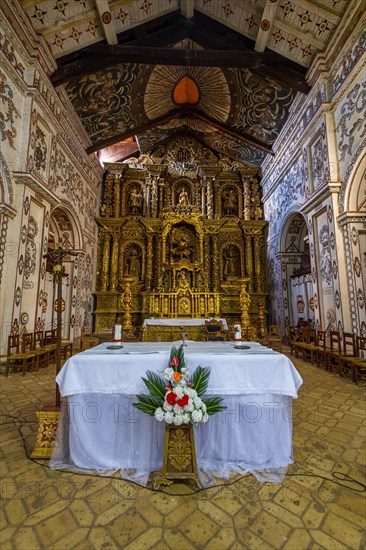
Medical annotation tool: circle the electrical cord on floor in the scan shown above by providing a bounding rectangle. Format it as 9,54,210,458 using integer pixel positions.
2,413,366,497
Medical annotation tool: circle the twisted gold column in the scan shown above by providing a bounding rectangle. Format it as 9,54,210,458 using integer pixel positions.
110,231,120,291
101,231,111,291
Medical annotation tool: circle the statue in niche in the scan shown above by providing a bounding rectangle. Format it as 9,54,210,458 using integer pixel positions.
128,188,143,214
197,271,206,289
170,233,193,262
178,269,190,288
223,245,240,279
223,188,238,216
124,247,141,278
178,188,190,207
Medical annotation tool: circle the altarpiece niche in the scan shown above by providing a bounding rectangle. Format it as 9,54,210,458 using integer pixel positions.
94,137,267,339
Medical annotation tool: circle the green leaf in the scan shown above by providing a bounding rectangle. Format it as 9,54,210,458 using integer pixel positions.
190,366,210,397
203,396,227,416
142,370,166,400
133,393,163,416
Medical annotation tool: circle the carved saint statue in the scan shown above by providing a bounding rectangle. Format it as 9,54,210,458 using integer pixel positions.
223,245,239,278
223,189,237,216
128,189,143,214
178,188,190,207
125,247,141,278
171,235,193,262
178,269,189,288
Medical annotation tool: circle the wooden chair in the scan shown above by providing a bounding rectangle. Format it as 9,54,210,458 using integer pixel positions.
33,331,49,370
338,332,357,378
268,325,282,352
293,328,316,362
314,330,327,369
80,326,99,351
5,334,35,376
326,331,342,372
43,329,57,363
340,336,366,384
204,319,226,341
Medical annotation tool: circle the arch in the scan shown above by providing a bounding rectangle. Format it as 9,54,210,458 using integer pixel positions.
278,209,308,253
49,205,84,251
344,149,366,212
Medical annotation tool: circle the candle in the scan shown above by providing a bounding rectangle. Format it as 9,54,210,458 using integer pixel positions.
114,324,122,342
234,322,242,341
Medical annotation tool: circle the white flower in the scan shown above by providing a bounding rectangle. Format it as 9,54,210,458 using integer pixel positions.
185,402,194,412
173,414,183,425
164,411,174,424
154,407,165,421
163,401,173,412
193,396,203,408
201,403,207,413
175,387,184,399
173,403,183,414
186,387,196,398
164,368,174,380
182,413,190,424
202,413,209,423
192,409,203,423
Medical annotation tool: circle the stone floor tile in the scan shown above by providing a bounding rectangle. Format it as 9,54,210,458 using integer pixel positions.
283,528,312,550
120,527,162,550
107,510,147,546
322,511,365,547
161,528,194,549
69,499,95,527
309,528,348,549
197,500,234,527
248,510,291,548
48,527,91,549
180,509,219,546
36,509,78,546
87,526,120,549
163,501,197,527
204,527,236,549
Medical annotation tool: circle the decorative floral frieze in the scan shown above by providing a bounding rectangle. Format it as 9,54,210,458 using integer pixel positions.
0,70,20,149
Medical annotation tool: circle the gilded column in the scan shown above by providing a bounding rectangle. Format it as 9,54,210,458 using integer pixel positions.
207,179,213,219
158,180,164,217
145,178,151,217
245,234,254,291
110,230,120,290
212,235,219,290
201,179,207,216
151,177,158,218
146,231,153,290
254,232,262,292
214,180,220,219
243,178,251,220
101,230,111,291
114,175,121,217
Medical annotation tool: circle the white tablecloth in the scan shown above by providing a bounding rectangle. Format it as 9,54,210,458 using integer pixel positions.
142,318,229,331
51,341,303,486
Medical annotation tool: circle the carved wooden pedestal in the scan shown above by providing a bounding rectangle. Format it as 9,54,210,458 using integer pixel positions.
151,425,202,490
31,406,60,458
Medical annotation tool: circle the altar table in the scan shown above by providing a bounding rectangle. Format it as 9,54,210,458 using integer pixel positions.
50,341,303,485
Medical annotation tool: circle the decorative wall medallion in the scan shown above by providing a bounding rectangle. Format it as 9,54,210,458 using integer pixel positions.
42,292,48,313
309,297,314,311
38,289,44,307
14,286,21,306
334,290,340,309
351,226,359,245
34,126,47,172
11,319,19,335
357,288,365,308
23,196,30,215
20,312,29,325
297,295,305,313
18,254,24,275
354,257,361,277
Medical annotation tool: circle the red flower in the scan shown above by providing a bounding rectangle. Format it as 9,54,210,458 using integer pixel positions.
177,394,189,407
166,392,177,406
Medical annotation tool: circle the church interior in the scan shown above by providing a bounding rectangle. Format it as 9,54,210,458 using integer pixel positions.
1,0,365,548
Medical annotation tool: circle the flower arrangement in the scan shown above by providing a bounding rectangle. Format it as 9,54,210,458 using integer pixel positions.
133,345,226,425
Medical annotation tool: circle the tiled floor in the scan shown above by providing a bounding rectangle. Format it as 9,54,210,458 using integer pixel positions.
1,349,365,549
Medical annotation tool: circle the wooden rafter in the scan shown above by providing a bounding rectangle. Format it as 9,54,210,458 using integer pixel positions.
86,107,273,155
51,44,309,93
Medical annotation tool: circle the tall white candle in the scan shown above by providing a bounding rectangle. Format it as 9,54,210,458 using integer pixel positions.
114,324,122,342
234,322,242,341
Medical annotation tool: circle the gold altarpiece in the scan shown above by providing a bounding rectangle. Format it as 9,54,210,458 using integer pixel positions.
94,138,268,340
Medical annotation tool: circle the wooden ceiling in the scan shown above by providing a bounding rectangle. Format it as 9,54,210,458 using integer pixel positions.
21,0,349,166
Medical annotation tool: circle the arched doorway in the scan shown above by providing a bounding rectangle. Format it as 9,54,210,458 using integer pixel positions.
277,212,313,328
341,152,366,335
42,207,83,339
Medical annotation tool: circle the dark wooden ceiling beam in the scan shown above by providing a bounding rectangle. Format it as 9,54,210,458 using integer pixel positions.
184,109,274,155
86,107,273,155
51,45,309,93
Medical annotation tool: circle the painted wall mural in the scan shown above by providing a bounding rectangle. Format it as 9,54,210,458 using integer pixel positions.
66,63,142,144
